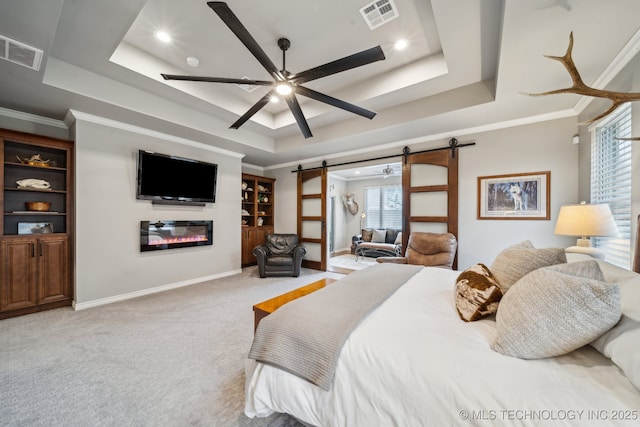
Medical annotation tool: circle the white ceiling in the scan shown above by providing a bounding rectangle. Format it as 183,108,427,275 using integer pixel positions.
1,0,640,168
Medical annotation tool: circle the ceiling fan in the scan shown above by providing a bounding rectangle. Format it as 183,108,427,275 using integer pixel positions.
161,1,386,139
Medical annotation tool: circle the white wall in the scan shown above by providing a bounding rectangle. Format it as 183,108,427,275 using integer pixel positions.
72,114,243,307
339,174,402,241
270,117,579,270
327,177,348,252
458,118,579,268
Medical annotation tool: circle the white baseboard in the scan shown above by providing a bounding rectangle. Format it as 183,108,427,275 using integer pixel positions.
72,269,243,311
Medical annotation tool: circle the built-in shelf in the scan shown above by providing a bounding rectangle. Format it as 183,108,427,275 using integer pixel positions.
0,128,74,320
241,173,275,266
4,187,66,194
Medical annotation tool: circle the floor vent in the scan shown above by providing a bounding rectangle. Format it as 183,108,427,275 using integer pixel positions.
234,76,260,92
360,0,399,30
0,35,43,71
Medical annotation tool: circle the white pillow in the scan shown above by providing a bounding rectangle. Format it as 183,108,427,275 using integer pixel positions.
590,262,640,391
394,232,402,245
372,229,386,243
492,261,621,359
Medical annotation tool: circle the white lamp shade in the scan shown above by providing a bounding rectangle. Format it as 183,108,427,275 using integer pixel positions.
554,203,619,238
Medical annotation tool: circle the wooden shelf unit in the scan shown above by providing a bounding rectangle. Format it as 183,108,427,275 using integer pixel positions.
0,129,73,319
242,173,275,266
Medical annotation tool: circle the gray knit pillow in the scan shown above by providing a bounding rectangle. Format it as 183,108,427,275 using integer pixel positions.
492,261,621,359
490,242,566,293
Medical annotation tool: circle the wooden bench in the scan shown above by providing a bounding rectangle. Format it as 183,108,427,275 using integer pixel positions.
252,278,337,332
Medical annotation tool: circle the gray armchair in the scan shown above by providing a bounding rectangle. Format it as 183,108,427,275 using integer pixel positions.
253,234,307,278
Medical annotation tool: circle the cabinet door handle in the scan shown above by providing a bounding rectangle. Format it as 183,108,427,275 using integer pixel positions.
31,242,35,257
39,242,43,257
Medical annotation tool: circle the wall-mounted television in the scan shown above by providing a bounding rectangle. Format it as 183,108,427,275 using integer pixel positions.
136,150,218,204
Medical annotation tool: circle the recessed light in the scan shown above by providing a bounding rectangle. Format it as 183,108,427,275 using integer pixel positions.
155,31,172,43
186,56,199,67
394,39,408,50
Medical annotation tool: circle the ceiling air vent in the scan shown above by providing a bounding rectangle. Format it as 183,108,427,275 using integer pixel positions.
360,0,399,30
234,76,260,92
0,35,43,71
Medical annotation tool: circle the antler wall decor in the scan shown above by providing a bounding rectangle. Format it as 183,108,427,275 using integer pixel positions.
342,192,359,215
527,32,640,140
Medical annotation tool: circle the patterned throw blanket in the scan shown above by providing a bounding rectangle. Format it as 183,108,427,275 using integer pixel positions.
248,263,423,390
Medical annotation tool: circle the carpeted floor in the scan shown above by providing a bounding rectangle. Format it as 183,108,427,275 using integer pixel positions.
0,266,344,427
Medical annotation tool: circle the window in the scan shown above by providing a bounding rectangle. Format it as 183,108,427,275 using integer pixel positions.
364,185,402,229
590,104,632,268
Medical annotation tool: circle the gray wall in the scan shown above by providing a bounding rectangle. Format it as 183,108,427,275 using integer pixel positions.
72,113,243,307
0,109,585,306
269,117,580,269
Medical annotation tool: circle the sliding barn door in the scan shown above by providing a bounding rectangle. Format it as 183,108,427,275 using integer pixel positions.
297,168,327,271
402,149,459,268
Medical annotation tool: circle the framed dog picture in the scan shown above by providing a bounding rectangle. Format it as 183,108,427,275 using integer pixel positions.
477,171,550,220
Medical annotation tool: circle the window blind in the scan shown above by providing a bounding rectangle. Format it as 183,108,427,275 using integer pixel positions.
590,104,632,269
364,185,402,229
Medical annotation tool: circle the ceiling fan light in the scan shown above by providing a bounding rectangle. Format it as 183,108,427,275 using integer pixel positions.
269,95,279,103
276,83,292,95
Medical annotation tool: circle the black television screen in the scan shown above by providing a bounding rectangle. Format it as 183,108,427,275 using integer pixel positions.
136,150,217,203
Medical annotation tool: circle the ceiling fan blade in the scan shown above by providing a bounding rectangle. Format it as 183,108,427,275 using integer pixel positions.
230,90,274,129
161,74,273,86
295,86,376,119
207,2,282,81
284,94,312,138
291,46,385,85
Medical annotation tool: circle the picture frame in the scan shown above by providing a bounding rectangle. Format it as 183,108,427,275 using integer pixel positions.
18,221,54,235
477,171,550,220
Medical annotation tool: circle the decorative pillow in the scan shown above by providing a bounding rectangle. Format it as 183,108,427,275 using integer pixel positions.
590,262,640,391
455,263,503,322
491,261,621,359
372,229,386,243
490,241,566,293
394,232,402,245
361,229,373,242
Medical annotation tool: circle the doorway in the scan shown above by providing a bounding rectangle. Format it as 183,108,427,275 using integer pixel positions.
326,162,402,273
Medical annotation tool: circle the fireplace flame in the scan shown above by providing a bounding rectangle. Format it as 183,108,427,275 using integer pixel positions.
149,235,208,246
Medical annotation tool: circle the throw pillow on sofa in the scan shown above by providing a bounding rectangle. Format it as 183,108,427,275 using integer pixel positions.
372,229,386,243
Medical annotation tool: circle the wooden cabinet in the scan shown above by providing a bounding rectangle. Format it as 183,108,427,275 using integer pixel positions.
1,235,69,311
241,173,275,266
0,129,73,319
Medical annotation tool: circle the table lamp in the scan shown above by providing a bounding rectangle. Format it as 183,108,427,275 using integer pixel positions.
554,202,619,259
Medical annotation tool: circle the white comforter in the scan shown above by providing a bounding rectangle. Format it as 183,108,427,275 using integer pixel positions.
245,266,640,426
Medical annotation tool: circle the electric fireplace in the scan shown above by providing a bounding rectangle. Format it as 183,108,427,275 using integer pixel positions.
140,220,213,252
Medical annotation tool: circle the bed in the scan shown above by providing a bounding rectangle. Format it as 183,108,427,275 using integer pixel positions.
244,246,640,426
